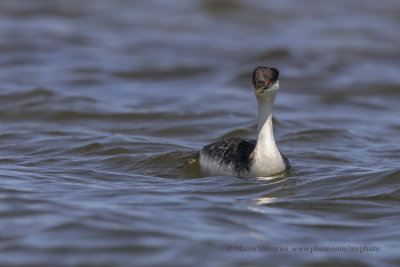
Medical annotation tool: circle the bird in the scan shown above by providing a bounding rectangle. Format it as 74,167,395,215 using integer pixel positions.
199,66,289,178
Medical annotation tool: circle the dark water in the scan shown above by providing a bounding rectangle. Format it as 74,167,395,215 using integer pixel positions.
1,0,400,266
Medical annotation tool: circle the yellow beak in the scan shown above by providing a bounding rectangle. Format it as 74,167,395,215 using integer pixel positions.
254,87,267,95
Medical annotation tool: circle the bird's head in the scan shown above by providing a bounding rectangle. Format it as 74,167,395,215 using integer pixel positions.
252,66,279,96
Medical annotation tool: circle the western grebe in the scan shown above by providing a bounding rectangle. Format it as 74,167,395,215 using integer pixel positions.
199,66,289,178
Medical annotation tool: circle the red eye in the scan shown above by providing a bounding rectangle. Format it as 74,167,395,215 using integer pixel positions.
267,81,271,86
252,79,256,86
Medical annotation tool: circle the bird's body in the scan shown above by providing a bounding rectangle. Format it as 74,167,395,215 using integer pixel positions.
199,66,289,178
200,138,256,177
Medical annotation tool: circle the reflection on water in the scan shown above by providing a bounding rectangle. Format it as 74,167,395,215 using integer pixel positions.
253,196,278,205
0,0,399,266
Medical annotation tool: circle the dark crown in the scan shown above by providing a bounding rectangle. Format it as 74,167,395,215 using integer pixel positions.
252,66,279,85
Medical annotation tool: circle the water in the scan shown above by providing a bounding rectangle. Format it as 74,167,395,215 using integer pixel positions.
1,0,399,266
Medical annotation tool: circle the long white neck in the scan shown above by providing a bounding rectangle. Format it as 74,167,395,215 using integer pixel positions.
256,92,278,151
251,83,286,176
